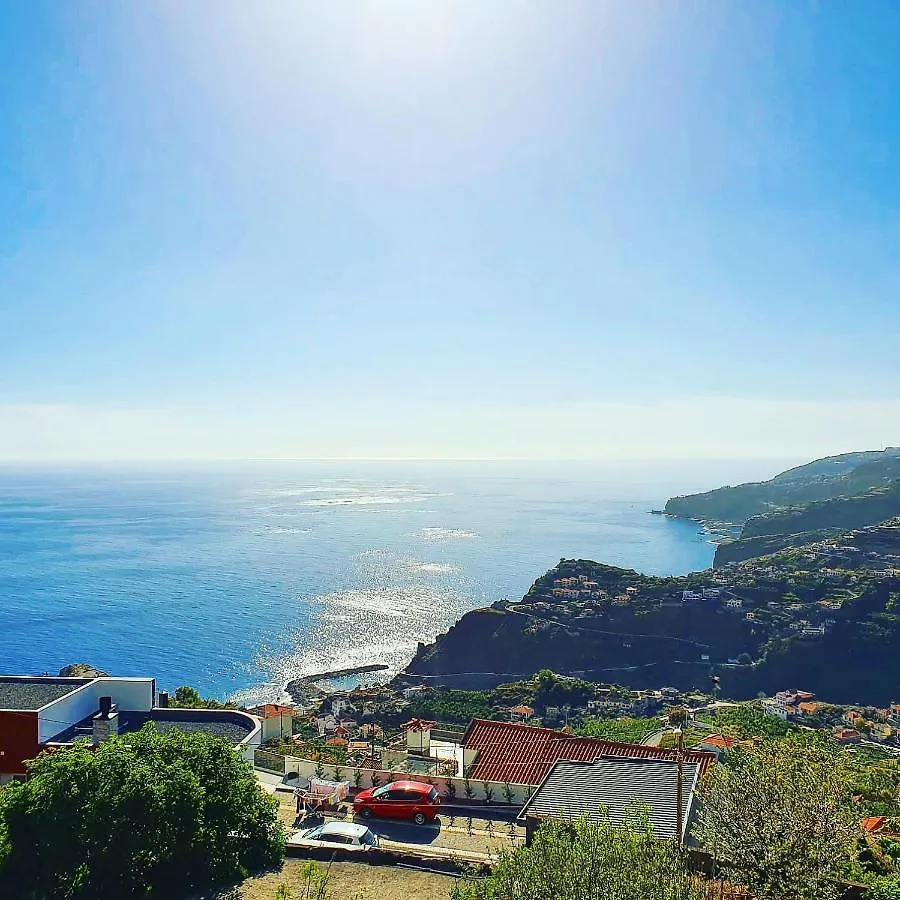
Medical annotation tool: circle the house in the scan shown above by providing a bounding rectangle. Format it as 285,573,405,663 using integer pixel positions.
725,598,743,610
797,702,823,716
694,734,737,756
799,625,826,638
834,728,862,744
460,719,715,787
247,703,296,741
702,588,722,600
509,705,535,722
314,714,337,736
0,675,261,781
682,591,702,602
358,723,384,740
518,755,703,845
844,709,865,727
330,696,357,717
401,718,437,754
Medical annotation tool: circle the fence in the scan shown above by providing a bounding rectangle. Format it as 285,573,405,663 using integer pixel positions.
281,754,532,805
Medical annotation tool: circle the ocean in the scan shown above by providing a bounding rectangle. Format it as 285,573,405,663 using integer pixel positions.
0,459,786,703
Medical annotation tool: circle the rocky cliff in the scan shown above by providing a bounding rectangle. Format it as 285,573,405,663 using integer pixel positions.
405,539,900,704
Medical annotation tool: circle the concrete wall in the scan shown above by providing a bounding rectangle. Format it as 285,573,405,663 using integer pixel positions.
39,678,155,743
282,754,532,805
262,713,293,742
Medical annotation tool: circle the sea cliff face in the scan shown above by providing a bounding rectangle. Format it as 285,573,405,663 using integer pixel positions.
405,539,900,704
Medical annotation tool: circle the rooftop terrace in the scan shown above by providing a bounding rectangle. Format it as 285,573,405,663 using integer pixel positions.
0,677,89,711
51,708,258,747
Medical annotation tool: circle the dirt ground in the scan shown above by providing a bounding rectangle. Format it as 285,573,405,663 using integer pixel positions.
202,859,458,900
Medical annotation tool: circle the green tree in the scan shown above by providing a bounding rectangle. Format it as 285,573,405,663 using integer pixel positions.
452,812,703,900
170,684,231,710
0,725,284,899
693,736,859,900
173,684,204,707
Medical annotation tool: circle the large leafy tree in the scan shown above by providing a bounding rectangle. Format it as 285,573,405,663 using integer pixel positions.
0,725,284,899
693,735,860,900
452,811,705,900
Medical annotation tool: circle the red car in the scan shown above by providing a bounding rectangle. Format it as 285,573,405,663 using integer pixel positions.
353,780,441,825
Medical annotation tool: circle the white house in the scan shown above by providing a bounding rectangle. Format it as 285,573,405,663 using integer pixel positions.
247,704,296,741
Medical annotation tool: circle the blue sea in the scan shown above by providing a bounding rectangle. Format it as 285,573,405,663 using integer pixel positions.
0,459,786,703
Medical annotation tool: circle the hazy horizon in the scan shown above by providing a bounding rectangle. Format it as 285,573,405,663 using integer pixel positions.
2,2,899,461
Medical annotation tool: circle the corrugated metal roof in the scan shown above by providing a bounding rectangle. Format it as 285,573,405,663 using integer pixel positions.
462,719,714,786
519,755,702,842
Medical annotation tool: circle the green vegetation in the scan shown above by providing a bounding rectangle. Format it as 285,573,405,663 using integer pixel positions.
532,668,596,707
694,735,861,900
406,689,494,725
578,716,657,744
742,482,900,539
665,449,900,525
696,702,793,739
452,811,705,900
170,684,233,710
0,725,284,899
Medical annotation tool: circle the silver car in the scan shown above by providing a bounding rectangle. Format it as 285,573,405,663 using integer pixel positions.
290,821,380,851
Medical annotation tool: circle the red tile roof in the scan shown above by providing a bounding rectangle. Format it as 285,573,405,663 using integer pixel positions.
862,816,887,834
402,719,437,732
698,734,737,750
248,704,296,718
461,719,716,786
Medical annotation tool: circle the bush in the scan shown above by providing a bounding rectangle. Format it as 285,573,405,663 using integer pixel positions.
452,811,703,900
693,735,859,900
0,725,284,899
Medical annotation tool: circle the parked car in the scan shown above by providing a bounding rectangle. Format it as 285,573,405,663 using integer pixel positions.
290,821,379,850
353,779,441,825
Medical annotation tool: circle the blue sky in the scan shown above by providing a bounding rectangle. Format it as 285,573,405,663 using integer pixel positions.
1,1,899,460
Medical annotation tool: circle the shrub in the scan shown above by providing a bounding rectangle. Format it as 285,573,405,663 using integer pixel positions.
0,725,284,900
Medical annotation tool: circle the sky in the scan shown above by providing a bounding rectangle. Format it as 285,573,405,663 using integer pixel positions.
1,0,899,462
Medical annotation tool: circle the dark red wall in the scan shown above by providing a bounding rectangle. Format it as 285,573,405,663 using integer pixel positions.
0,710,39,776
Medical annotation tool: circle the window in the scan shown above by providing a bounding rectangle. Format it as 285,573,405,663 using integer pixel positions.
320,832,350,844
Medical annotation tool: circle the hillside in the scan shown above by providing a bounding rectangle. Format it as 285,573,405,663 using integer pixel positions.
664,448,900,524
741,482,900,538
405,523,900,703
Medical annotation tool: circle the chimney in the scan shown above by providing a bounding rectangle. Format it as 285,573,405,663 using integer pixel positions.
158,691,169,708
93,697,119,744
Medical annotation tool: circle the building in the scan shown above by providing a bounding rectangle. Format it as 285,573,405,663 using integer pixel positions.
508,705,534,722
0,675,261,781
517,755,703,844
834,728,862,744
247,703,297,741
694,734,737,756
460,719,714,787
